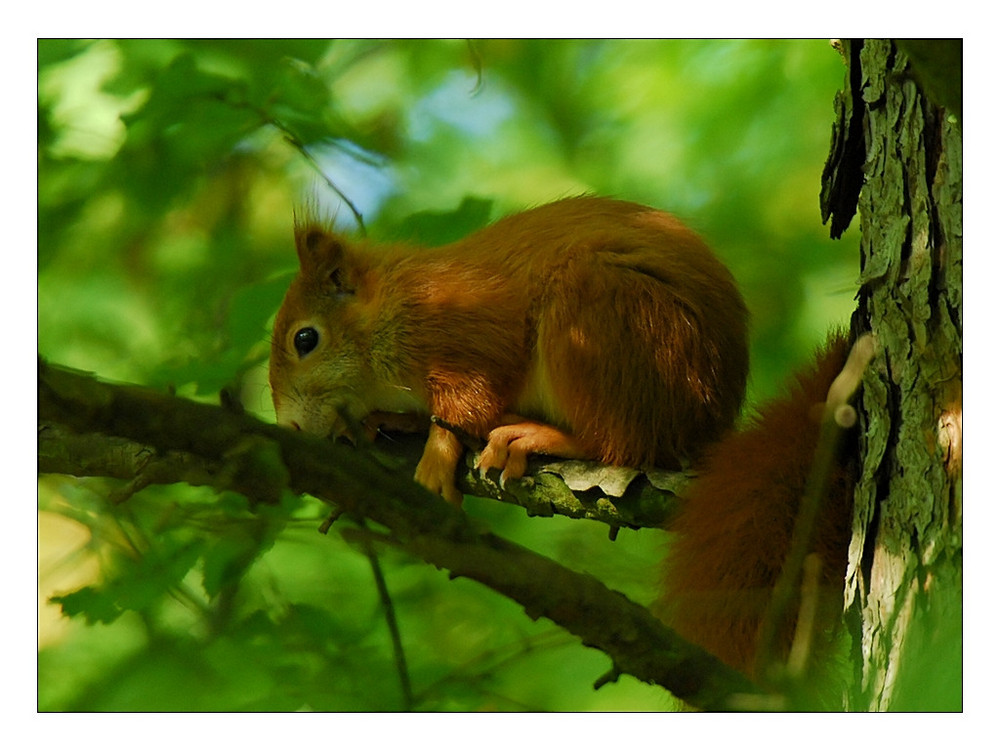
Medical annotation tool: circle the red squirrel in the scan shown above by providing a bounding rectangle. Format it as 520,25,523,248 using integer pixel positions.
269,196,750,504
268,196,859,689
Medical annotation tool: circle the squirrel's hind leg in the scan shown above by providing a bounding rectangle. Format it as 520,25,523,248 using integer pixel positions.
476,417,587,486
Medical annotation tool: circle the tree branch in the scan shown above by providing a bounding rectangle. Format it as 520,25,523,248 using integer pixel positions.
37,358,757,710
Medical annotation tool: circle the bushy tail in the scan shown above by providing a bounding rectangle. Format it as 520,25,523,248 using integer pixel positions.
658,334,856,694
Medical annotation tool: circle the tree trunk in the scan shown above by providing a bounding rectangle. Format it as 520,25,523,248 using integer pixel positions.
824,39,962,711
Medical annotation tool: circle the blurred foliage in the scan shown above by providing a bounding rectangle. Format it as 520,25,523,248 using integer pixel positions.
38,39,860,711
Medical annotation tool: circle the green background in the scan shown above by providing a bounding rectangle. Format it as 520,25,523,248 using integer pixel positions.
38,39,859,711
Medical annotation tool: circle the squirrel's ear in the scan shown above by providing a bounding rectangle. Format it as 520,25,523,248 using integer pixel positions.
295,224,341,264
293,200,338,266
293,225,356,296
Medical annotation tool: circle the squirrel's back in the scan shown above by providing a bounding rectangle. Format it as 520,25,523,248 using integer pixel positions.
458,197,749,468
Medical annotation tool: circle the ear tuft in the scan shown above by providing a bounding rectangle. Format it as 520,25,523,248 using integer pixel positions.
298,226,332,255
292,201,360,294
292,221,357,296
294,223,344,269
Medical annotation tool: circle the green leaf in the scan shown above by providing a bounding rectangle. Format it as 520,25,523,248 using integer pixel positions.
226,273,295,356
52,542,203,624
52,585,123,625
146,272,293,395
201,529,269,599
386,196,494,246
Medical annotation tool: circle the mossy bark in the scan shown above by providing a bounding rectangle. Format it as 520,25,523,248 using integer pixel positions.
823,38,962,711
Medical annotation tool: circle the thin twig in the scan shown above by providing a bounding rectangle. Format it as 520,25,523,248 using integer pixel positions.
278,128,367,235
787,553,823,677
217,93,367,234
756,335,876,674
360,527,414,710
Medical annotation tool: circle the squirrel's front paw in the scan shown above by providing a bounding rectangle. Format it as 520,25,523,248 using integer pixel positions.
414,424,464,505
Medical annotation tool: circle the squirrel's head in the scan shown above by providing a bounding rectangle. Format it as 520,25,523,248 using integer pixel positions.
268,222,373,438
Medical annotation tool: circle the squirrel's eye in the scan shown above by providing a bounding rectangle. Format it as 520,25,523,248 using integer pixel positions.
293,327,319,357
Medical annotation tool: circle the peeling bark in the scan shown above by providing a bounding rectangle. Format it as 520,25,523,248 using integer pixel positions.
824,39,962,711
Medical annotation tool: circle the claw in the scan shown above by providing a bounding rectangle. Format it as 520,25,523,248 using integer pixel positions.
478,419,586,487
414,423,465,506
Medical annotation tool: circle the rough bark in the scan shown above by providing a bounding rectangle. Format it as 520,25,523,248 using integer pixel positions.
823,39,962,711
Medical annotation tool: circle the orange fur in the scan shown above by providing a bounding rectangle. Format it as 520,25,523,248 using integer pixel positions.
658,335,855,685
269,196,749,503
